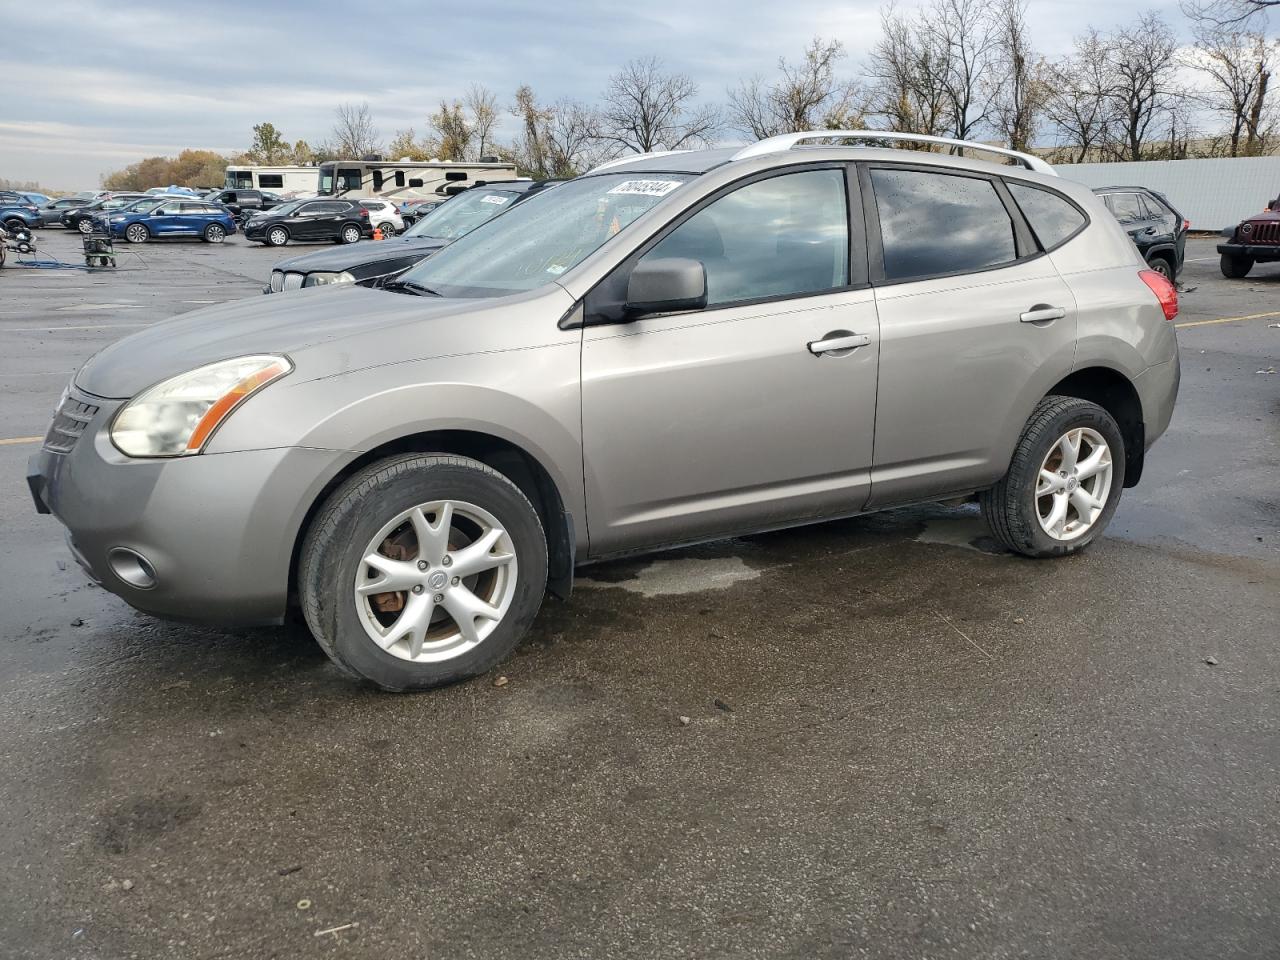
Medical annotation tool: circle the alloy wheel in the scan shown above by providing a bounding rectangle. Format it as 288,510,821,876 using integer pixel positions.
125,224,148,243
268,227,287,246
354,499,518,663
1035,427,1114,541
342,226,361,243
78,219,92,234
205,225,225,243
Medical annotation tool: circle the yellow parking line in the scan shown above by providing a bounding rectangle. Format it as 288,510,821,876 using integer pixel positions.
0,436,42,446
1176,310,1280,329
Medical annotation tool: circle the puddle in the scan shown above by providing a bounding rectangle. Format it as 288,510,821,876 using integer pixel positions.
580,555,761,597
914,508,1005,555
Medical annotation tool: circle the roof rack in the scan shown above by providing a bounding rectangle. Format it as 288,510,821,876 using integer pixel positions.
730,130,1056,176
590,150,690,173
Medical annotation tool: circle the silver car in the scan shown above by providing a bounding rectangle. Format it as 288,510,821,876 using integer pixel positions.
28,131,1180,691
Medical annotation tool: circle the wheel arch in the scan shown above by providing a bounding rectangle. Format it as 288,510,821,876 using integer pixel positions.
1144,244,1177,272
1046,366,1145,487
288,429,577,608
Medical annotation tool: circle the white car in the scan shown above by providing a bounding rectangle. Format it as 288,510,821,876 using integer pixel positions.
358,199,405,236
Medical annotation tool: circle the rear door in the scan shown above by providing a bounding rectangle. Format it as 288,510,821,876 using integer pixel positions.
580,165,880,554
1104,192,1160,258
862,164,1078,507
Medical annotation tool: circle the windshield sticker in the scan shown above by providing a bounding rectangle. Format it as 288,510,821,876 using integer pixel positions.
607,179,684,198
480,195,510,205
545,264,567,275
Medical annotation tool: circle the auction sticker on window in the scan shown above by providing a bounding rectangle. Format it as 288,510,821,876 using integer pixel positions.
480,195,510,205
607,179,684,197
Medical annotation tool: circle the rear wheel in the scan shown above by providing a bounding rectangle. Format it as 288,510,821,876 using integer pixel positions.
299,454,548,691
1220,253,1253,278
340,224,362,244
124,223,149,244
266,226,289,247
377,221,396,237
980,396,1125,558
203,223,226,243
1147,254,1174,280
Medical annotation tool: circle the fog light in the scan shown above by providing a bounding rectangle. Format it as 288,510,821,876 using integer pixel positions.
107,547,157,590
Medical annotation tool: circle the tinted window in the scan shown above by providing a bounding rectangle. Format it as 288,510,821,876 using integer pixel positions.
1008,183,1086,250
338,168,362,191
257,175,283,189
643,169,849,307
178,203,204,213
871,169,1016,281
373,170,384,191
395,171,405,187
1105,193,1145,223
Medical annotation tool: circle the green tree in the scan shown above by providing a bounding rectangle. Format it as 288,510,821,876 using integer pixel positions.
248,122,290,164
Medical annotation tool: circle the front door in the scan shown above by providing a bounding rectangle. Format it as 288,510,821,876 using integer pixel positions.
581,166,880,555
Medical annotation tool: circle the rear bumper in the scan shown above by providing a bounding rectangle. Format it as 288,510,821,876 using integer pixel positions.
1135,355,1180,451
1217,242,1280,260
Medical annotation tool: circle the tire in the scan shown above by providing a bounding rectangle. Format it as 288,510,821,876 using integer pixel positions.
980,396,1126,558
377,221,396,237
266,226,289,247
77,218,93,235
1220,253,1253,279
299,454,549,691
340,224,362,244
124,223,149,244
4,218,25,233
1147,255,1173,281
203,223,226,244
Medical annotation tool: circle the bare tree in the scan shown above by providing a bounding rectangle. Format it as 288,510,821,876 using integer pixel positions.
1183,0,1279,26
728,38,867,138
598,57,720,153
509,85,607,178
1102,12,1184,162
1183,8,1277,156
992,0,1045,151
465,84,499,159
868,6,950,137
332,102,381,158
921,0,1004,142
1042,30,1114,162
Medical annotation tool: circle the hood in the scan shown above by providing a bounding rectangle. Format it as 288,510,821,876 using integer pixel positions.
73,283,577,399
271,236,447,274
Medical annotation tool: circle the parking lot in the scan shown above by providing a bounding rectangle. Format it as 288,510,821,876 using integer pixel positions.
1,230,1277,958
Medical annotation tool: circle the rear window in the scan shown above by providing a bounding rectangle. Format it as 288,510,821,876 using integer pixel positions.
1007,183,1086,250
871,168,1017,282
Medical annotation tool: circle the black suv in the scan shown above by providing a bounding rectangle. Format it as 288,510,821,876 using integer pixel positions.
1092,186,1187,280
59,194,149,233
206,188,285,221
243,198,371,246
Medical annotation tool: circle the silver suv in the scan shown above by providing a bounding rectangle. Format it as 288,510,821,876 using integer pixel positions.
27,132,1180,691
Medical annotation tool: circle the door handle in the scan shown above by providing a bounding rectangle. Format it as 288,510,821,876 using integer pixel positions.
808,331,872,356
1019,306,1066,324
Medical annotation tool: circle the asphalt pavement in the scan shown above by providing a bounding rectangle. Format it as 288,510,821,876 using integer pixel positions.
0,231,1277,959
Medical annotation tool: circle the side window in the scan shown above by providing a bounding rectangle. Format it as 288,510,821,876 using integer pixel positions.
871,168,1016,281
1107,193,1145,223
338,168,363,192
642,169,849,307
1007,182,1086,250
178,203,203,214
373,170,384,191
395,171,406,187
257,175,284,189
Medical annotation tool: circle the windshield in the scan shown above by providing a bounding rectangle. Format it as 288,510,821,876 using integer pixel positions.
268,199,305,217
318,168,334,195
397,174,693,298
405,188,524,240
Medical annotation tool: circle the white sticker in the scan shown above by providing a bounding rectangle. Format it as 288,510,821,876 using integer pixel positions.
480,195,510,205
545,264,567,275
607,179,684,198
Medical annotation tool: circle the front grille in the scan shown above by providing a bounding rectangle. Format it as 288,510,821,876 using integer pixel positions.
1253,221,1280,244
283,272,304,290
269,270,284,293
43,392,100,454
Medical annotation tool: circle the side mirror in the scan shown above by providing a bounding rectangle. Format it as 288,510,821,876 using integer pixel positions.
625,258,707,316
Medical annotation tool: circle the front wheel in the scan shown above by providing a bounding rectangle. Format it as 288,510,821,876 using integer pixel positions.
980,396,1125,558
299,454,548,691
77,219,93,235
4,218,25,233
203,223,226,243
340,224,362,244
124,223,149,244
266,226,289,247
1220,253,1253,278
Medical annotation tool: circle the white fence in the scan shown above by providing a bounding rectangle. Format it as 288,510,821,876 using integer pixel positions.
1055,156,1280,231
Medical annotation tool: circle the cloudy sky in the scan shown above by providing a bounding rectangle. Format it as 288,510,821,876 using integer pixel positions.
0,0,1228,188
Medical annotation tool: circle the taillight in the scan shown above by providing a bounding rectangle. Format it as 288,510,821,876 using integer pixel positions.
1139,269,1178,322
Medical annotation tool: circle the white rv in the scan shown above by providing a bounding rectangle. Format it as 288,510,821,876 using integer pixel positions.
223,165,319,195
314,159,518,202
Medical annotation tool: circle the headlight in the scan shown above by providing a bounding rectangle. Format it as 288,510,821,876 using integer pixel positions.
303,271,356,287
110,355,292,457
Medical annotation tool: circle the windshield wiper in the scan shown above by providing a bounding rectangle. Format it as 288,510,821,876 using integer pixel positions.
381,279,442,297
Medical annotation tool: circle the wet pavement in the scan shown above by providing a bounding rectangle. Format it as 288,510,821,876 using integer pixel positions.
1,232,1277,959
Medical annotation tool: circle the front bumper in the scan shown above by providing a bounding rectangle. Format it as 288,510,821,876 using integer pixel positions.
28,394,348,626
1217,242,1280,261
